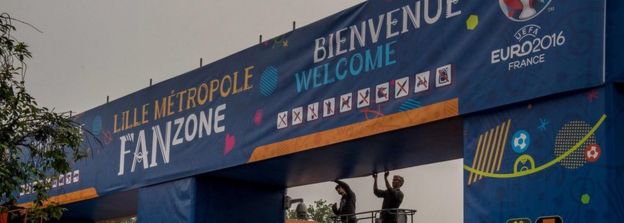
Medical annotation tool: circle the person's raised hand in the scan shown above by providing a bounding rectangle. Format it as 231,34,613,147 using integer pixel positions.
372,172,377,178
384,171,390,178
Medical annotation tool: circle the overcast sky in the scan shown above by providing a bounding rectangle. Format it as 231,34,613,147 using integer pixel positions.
4,0,366,113
3,1,462,222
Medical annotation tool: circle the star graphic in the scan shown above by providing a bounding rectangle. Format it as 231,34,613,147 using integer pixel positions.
537,118,549,132
587,89,599,102
282,40,289,47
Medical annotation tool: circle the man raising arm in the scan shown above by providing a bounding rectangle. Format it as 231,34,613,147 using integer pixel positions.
372,171,404,223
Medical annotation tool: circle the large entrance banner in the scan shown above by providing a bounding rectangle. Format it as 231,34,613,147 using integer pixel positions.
18,0,605,211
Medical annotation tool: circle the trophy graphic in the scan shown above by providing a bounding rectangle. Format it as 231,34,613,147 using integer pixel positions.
518,0,537,19
500,0,545,21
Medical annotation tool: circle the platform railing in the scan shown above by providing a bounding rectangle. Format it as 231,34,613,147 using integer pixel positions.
331,208,417,223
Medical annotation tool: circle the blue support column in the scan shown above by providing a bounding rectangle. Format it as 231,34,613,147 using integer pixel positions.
606,84,624,166
138,178,197,222
195,177,285,223
137,177,285,223
607,0,624,81
600,83,624,221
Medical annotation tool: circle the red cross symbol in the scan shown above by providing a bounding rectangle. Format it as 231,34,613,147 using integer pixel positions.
377,87,388,99
397,80,408,95
308,106,317,119
278,114,288,127
325,101,333,114
293,110,302,122
417,76,428,87
359,90,369,105
342,96,351,109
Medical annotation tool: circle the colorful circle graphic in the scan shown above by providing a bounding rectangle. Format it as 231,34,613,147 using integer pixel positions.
581,194,591,204
554,121,596,169
584,144,601,162
511,130,531,154
259,66,279,96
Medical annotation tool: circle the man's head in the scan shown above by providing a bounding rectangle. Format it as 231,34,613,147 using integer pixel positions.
392,175,404,189
335,185,346,195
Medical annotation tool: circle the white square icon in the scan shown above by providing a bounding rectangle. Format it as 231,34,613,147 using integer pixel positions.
323,98,335,117
436,64,452,87
395,77,410,98
307,102,319,121
340,93,353,113
277,111,288,129
376,82,389,103
73,170,80,183
291,107,303,126
415,71,430,93
357,88,371,108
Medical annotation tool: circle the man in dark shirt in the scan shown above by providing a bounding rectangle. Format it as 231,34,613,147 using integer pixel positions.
332,180,357,223
373,171,404,223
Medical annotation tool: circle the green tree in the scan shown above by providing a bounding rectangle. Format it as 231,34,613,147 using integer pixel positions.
287,199,335,223
100,216,137,223
1,13,86,222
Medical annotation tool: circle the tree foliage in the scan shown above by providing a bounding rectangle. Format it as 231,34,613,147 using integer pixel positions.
287,199,335,223
100,216,137,223
1,13,86,222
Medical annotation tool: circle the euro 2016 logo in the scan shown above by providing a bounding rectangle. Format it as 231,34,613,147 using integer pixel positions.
499,0,552,22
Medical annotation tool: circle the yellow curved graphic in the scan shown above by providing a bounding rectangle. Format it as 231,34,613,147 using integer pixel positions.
463,114,607,178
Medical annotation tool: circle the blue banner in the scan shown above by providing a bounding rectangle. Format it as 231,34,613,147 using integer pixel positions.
18,0,605,207
463,88,612,222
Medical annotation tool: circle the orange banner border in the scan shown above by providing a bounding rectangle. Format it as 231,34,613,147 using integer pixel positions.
249,98,459,163
19,187,98,208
